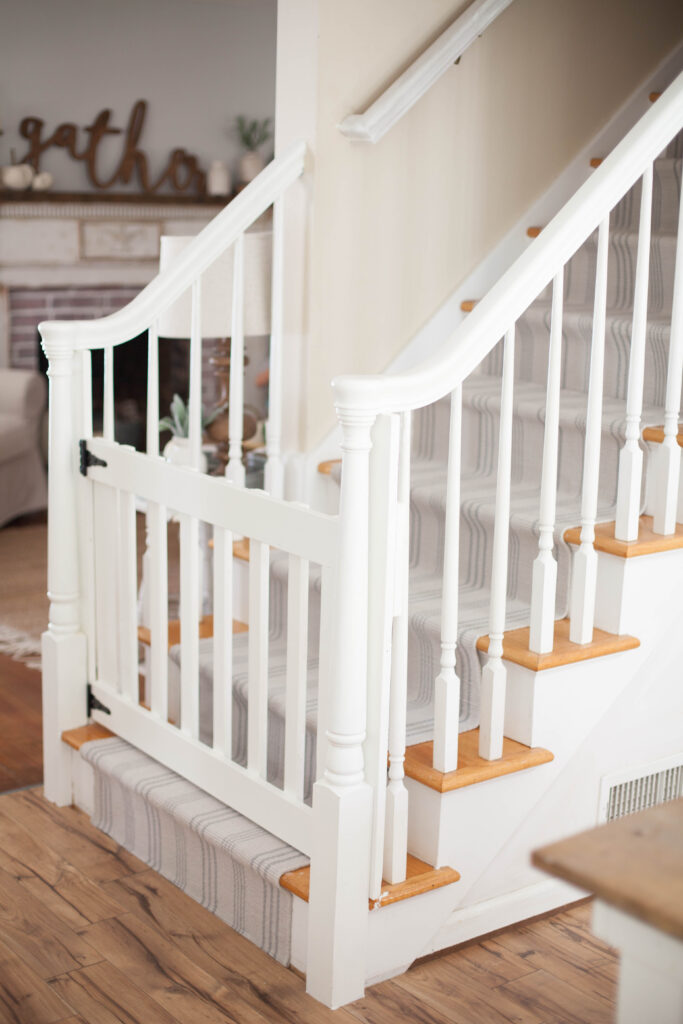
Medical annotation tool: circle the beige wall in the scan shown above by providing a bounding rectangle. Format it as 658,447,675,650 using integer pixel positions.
279,0,683,448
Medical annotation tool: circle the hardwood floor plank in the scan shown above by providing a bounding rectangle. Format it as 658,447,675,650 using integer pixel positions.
0,862,103,980
348,979,463,1024
50,962,180,1024
3,791,145,882
393,958,544,1024
502,968,614,1024
488,933,616,1006
80,913,286,1024
443,936,538,987
0,936,73,1024
103,870,346,1024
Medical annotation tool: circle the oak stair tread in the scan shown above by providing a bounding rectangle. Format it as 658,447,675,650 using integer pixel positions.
280,854,460,909
404,728,553,793
564,516,683,558
642,423,683,446
460,299,478,312
476,616,639,671
317,459,341,475
526,226,542,238
62,724,115,750
138,615,247,648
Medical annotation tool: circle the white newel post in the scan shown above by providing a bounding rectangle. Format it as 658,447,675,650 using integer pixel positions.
307,407,375,1009
41,337,88,805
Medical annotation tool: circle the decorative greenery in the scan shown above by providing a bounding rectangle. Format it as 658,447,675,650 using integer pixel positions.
159,394,225,438
235,116,272,152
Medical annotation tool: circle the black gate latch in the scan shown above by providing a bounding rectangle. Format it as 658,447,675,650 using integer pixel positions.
79,439,108,476
87,683,111,717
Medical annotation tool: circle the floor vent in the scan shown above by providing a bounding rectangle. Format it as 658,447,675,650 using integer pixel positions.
599,754,683,823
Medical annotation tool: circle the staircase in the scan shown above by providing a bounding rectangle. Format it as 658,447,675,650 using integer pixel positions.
39,71,683,1010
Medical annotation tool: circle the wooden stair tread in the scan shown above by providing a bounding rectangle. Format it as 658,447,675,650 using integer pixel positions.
476,617,638,670
62,724,115,750
280,855,460,909
460,299,478,312
138,615,248,648
649,91,662,102
526,226,542,238
404,729,553,794
590,157,603,168
564,516,683,558
642,424,683,447
317,459,341,475
533,800,683,941
233,537,250,561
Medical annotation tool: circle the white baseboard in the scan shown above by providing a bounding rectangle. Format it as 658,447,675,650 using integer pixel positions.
424,877,588,956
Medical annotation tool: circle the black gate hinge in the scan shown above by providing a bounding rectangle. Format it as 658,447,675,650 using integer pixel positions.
79,439,108,476
87,683,111,717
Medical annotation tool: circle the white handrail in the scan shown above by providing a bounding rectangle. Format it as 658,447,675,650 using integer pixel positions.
339,0,515,144
332,71,683,411
39,141,307,353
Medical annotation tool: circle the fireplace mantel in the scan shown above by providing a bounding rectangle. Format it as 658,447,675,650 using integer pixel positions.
0,191,225,365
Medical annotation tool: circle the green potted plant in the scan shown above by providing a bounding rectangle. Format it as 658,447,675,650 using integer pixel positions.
159,393,224,470
235,116,272,184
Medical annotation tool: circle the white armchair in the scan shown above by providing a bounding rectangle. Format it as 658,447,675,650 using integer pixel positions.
0,368,47,527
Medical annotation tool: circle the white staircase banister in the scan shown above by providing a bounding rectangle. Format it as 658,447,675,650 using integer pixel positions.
339,0,515,144
39,141,307,353
333,71,683,411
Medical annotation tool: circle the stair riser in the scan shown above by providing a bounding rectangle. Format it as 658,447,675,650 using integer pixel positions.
482,311,674,406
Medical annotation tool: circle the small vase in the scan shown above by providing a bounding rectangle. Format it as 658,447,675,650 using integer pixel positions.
163,436,207,473
207,160,231,197
238,150,265,185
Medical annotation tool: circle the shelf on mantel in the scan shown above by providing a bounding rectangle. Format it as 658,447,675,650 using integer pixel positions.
0,190,228,206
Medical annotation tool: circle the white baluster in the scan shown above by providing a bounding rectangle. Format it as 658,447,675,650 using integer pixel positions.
148,500,169,723
93,483,119,688
480,327,515,761
179,513,200,739
365,412,400,901
529,273,564,654
41,338,88,805
384,411,411,884
226,234,246,488
315,562,335,784
78,350,97,684
284,552,309,801
103,345,115,441
117,489,139,704
433,386,462,772
212,525,233,755
139,323,160,702
265,194,285,498
652,171,683,535
570,216,610,644
616,164,653,541
146,323,160,457
189,278,203,471
248,539,270,777
307,407,375,1008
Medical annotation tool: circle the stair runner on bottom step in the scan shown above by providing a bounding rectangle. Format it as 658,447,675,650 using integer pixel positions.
80,736,309,964
161,133,682,794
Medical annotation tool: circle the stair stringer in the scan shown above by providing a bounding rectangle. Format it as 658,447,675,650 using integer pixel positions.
422,545,683,956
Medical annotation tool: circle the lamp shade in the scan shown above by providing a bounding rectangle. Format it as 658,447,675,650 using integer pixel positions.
157,231,273,338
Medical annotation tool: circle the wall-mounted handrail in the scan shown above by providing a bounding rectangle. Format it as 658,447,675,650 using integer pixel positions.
39,141,306,353
332,71,683,409
338,0,515,144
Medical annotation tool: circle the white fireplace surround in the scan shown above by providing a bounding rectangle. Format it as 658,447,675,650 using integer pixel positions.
0,196,223,367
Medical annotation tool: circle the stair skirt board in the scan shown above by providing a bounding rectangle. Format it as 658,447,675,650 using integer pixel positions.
80,736,309,965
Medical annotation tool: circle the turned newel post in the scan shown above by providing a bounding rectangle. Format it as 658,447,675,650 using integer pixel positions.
41,333,88,805
306,405,376,1009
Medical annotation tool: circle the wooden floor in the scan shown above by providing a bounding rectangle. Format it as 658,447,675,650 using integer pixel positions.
0,788,619,1024
0,654,43,791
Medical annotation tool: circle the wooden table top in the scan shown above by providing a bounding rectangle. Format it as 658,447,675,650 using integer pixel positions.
533,799,683,942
